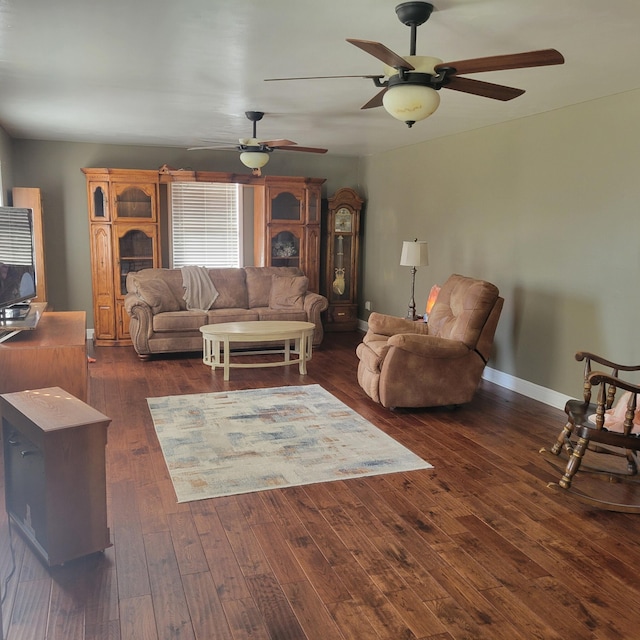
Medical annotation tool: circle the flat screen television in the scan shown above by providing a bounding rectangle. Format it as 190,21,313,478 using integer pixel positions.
0,206,38,321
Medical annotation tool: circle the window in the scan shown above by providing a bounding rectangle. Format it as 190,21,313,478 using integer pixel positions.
170,181,242,268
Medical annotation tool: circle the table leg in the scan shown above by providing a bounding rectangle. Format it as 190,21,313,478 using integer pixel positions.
222,337,231,381
284,338,291,363
298,332,308,375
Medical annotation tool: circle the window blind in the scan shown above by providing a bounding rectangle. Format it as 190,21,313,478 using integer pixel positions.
170,182,241,268
0,208,34,265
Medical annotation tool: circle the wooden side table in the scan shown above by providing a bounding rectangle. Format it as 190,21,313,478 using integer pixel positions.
0,311,87,401
1,387,111,566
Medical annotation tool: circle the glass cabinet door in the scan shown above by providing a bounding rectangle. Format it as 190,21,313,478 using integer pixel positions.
113,183,157,221
270,228,302,268
270,189,303,222
115,225,157,295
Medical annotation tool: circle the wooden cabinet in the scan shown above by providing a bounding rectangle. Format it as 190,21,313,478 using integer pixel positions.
0,311,88,402
323,188,364,331
12,187,47,304
82,169,161,345
253,176,325,293
1,386,111,566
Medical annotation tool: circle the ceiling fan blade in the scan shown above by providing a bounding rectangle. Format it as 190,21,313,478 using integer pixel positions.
276,145,328,154
444,76,525,101
260,139,297,147
361,88,387,110
265,74,384,81
346,38,414,70
436,49,564,75
187,144,238,151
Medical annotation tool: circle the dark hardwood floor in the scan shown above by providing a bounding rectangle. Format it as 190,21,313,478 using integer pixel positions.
2,330,640,639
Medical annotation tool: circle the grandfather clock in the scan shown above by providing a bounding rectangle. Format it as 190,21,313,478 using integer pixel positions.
323,188,363,331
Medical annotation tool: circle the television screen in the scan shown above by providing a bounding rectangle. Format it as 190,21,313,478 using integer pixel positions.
0,207,37,310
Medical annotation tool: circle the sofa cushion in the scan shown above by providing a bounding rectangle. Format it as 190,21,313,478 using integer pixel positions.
206,308,259,323
257,308,307,322
269,274,308,310
207,268,248,309
153,310,207,333
245,266,302,308
130,275,181,314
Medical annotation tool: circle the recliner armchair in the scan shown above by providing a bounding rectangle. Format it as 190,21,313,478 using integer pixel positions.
356,273,503,409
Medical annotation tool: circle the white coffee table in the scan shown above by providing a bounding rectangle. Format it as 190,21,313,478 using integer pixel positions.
200,320,316,381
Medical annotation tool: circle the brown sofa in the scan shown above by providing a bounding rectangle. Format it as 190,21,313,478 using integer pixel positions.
356,273,503,409
124,266,329,359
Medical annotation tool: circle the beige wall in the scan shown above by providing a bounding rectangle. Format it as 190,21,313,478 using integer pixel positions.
360,88,640,396
11,140,361,320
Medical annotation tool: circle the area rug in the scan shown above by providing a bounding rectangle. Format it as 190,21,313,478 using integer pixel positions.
147,384,432,502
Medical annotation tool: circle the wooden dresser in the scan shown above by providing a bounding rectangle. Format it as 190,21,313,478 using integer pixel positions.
0,311,87,402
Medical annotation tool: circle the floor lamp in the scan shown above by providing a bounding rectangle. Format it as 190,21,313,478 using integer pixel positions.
400,239,429,320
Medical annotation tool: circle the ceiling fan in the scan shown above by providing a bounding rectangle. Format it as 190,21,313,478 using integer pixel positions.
189,111,327,175
265,1,564,128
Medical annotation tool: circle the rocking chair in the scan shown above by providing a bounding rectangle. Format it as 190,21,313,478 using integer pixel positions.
540,351,640,512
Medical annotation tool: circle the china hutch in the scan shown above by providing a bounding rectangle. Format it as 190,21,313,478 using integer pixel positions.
83,168,327,345
323,188,364,331
253,176,326,293
82,168,161,345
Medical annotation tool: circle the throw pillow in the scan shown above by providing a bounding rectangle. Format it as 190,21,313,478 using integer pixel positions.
269,275,308,310
132,277,181,314
588,390,640,434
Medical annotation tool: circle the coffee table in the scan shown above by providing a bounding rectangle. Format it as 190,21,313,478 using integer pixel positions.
200,320,316,381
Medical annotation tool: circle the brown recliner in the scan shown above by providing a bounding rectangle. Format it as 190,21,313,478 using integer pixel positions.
356,274,504,409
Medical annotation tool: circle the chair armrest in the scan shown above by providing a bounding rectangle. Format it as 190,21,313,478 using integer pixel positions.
367,312,429,337
588,371,640,395
303,292,329,345
124,293,153,356
576,351,640,373
388,333,471,359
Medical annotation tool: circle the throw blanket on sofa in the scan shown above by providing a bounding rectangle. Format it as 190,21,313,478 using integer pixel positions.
181,266,219,311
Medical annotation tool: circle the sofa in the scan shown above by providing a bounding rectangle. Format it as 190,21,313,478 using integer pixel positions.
356,273,503,409
124,266,329,359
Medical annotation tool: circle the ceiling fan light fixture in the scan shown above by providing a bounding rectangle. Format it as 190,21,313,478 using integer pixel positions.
239,150,270,170
382,83,440,127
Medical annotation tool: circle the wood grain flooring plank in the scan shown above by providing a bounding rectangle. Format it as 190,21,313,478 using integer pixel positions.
119,595,157,640
214,498,274,578
245,573,308,640
222,596,272,640
181,571,234,640
326,600,383,640
251,521,308,584
143,530,195,640
281,580,347,640
46,561,89,640
190,505,252,603
7,577,50,640
168,511,209,576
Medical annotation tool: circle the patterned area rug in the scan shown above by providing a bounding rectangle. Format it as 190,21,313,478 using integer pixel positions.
147,384,433,502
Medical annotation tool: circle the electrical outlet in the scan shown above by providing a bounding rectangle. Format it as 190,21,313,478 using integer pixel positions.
365,301,371,311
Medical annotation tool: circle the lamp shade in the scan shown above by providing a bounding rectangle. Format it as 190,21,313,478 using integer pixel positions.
383,85,440,125
239,150,270,170
400,240,429,267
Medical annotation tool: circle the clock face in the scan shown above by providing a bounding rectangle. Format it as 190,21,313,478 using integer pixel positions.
334,208,352,232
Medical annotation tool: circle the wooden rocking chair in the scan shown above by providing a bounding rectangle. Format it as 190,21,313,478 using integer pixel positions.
540,351,640,512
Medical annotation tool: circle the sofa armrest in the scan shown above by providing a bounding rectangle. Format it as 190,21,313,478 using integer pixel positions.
124,293,153,357
367,312,430,338
303,292,329,345
388,333,471,360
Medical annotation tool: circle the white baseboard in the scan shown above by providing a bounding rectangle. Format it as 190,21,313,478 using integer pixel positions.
356,318,569,410
481,366,570,410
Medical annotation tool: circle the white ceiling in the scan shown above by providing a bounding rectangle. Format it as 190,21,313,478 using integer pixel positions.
1,0,639,158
